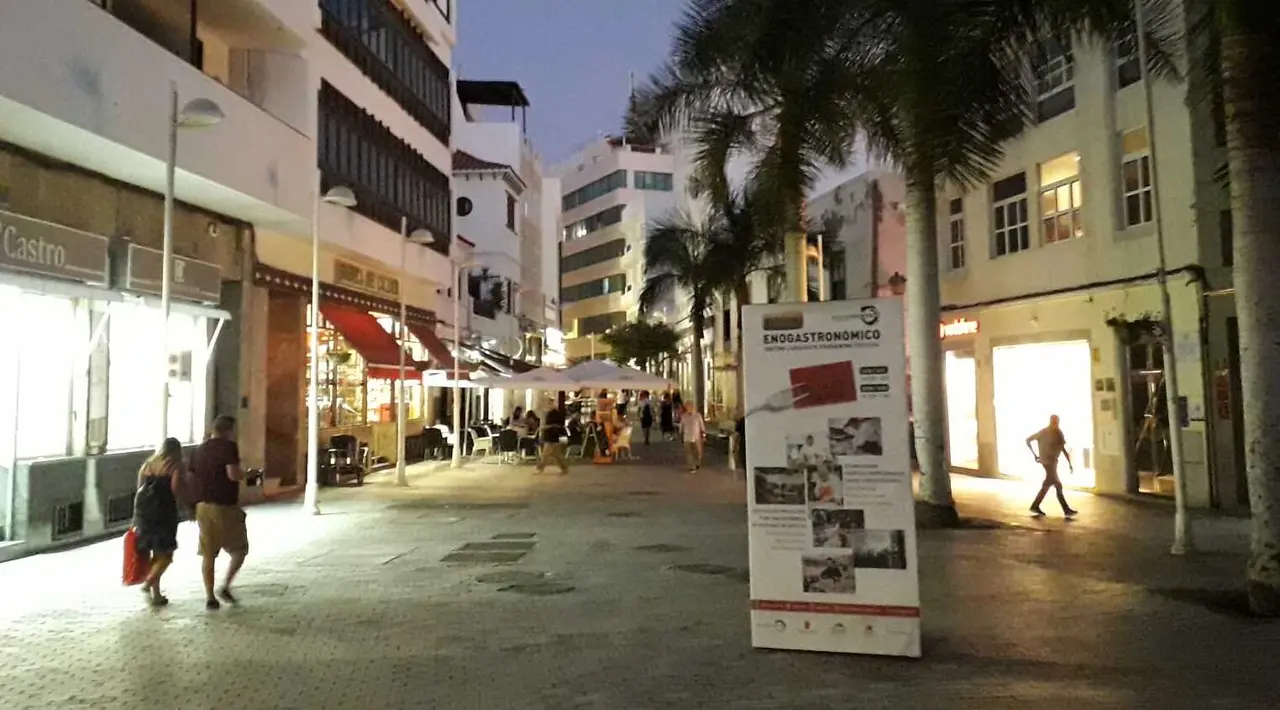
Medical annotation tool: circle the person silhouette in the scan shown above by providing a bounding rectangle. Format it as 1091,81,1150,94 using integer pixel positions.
1025,414,1078,517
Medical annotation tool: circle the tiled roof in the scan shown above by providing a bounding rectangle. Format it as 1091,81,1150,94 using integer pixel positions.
453,150,512,173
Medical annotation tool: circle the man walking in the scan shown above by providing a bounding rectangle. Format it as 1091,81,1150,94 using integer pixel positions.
190,415,248,609
1025,414,1078,518
680,401,706,473
535,407,570,475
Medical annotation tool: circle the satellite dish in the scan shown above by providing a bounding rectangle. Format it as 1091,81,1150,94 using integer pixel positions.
456,197,474,217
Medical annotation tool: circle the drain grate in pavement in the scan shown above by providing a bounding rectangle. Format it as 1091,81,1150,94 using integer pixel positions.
608,511,641,518
442,550,528,564
492,532,537,540
670,563,735,576
625,490,662,497
635,543,691,553
458,540,538,552
498,581,575,596
476,570,549,585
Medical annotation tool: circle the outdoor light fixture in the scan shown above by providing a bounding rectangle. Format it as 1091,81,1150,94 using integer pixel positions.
304,185,359,516
160,84,223,442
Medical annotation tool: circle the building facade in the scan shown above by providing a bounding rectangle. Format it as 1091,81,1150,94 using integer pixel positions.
0,0,312,556
552,137,688,363
935,11,1237,509
235,0,459,490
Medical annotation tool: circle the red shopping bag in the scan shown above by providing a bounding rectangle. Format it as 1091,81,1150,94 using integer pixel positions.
122,528,149,586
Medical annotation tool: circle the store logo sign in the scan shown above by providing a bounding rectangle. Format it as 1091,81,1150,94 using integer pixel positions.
0,209,109,285
122,244,222,303
940,318,979,339
334,259,400,299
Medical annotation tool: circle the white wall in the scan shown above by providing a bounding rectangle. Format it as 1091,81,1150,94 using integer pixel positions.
0,0,313,232
937,38,1203,309
453,174,523,281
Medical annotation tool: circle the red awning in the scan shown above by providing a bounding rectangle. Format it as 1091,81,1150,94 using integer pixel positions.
406,321,457,370
319,303,420,381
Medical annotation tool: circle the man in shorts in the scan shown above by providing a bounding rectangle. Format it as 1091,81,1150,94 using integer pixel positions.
190,415,247,610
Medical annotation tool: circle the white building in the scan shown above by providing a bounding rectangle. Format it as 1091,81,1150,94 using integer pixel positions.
551,137,689,364
933,23,1235,509
0,0,314,555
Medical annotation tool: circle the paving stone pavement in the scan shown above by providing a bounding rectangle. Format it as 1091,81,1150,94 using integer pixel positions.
0,442,1276,709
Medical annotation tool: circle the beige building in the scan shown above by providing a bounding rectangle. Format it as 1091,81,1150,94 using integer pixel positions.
934,18,1239,509
552,137,689,363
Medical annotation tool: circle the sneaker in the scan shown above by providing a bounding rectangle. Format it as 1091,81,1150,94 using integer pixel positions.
1030,507,1046,517
205,598,221,611
1064,508,1079,518
217,587,238,606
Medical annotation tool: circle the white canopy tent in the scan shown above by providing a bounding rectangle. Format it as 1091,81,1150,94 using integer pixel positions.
483,366,576,390
559,360,671,391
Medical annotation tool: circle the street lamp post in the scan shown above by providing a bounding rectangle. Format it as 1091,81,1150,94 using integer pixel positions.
303,184,357,517
395,220,437,487
449,251,501,469
159,82,223,441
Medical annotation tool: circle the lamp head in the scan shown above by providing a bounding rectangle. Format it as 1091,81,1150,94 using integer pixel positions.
322,186,357,208
408,228,436,244
177,98,225,128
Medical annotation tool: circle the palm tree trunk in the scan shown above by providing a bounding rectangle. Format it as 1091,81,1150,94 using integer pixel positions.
1221,2,1280,616
734,280,751,416
691,312,707,416
904,174,958,525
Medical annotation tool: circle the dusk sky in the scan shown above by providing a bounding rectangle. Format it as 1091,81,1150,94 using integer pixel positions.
453,0,688,165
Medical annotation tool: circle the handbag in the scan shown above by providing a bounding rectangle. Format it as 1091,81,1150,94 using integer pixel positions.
122,528,149,586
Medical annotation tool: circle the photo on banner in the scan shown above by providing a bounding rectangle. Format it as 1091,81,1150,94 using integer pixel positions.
742,299,921,659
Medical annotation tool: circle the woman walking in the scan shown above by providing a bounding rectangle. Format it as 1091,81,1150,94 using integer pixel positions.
638,391,654,445
133,437,183,607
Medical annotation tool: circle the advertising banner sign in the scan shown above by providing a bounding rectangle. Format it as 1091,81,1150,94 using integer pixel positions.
742,299,920,658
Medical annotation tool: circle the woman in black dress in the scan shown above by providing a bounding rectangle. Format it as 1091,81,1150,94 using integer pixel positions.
133,437,182,607
659,393,675,440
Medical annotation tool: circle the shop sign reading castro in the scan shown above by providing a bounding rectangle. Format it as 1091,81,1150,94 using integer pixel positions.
0,208,109,286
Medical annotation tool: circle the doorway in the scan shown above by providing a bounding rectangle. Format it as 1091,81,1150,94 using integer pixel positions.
992,341,1095,487
1125,339,1173,496
944,351,979,470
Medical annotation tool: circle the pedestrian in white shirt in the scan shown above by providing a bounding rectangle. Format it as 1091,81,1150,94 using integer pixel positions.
680,401,707,473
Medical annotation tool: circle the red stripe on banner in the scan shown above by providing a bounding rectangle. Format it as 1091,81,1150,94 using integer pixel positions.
751,600,921,618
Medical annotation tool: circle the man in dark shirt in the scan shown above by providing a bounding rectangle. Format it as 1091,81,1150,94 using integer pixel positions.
190,415,247,610
535,408,570,475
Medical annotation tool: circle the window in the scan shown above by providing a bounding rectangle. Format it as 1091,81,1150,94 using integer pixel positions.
1033,37,1075,121
992,173,1030,256
634,171,673,191
506,193,517,232
319,82,451,252
1121,128,1155,228
563,170,627,212
561,238,627,274
319,0,452,142
1039,152,1083,244
1115,31,1140,89
0,291,79,459
563,205,625,240
561,274,627,304
948,198,966,269
306,310,367,428
577,311,627,336
108,304,210,449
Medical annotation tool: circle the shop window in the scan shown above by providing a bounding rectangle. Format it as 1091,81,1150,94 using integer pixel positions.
992,173,1030,257
1039,151,1083,244
948,198,966,269
1121,128,1155,228
306,311,368,428
0,292,80,459
108,305,210,449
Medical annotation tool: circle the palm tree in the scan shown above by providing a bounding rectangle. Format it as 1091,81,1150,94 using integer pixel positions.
1214,0,1280,615
630,0,1178,529
639,210,726,412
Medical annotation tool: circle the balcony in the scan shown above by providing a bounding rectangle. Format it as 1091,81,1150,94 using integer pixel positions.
0,0,313,228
